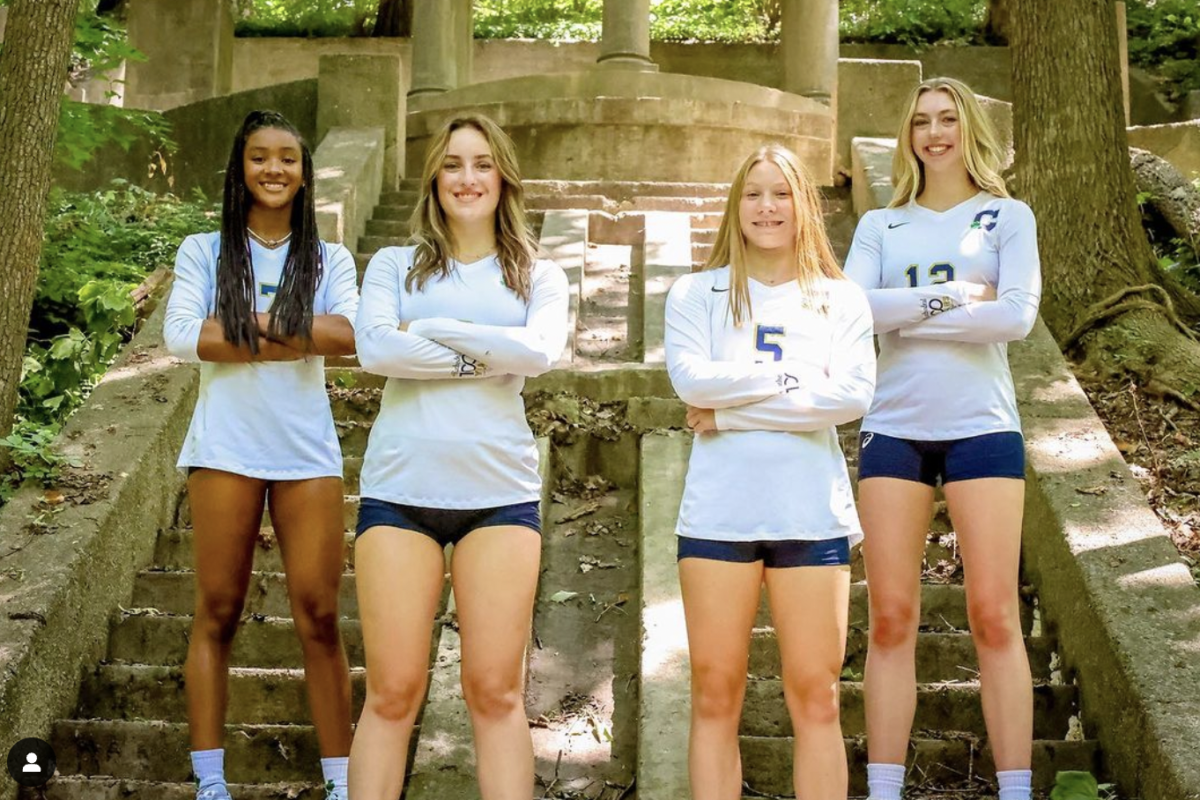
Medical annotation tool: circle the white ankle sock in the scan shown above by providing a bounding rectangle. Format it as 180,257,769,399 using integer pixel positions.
321,755,350,796
867,762,905,800
190,748,225,791
997,769,1033,800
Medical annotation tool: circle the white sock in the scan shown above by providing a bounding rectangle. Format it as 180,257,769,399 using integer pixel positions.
997,769,1033,800
867,762,905,800
190,749,225,791
321,756,350,796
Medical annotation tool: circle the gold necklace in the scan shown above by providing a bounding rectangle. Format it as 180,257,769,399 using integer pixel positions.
248,228,293,249
455,248,497,264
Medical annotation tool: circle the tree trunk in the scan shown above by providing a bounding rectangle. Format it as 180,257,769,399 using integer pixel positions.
983,0,1013,44
1011,0,1200,406
0,0,78,441
373,0,413,37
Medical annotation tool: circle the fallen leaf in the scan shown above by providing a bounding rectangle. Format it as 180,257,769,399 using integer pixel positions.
1075,485,1108,496
549,590,578,604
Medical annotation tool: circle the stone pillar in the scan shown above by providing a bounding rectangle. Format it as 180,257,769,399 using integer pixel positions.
456,0,474,89
319,55,406,189
415,0,465,97
125,0,233,110
780,0,838,103
596,0,657,72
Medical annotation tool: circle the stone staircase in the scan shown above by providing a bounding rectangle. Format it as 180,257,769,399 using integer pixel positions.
25,182,1106,800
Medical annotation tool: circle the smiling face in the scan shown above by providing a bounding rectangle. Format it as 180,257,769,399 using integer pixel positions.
436,125,502,227
910,89,964,174
242,127,303,212
738,159,797,255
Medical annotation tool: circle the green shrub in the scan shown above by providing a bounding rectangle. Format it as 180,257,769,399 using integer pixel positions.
1126,0,1200,101
839,0,986,47
20,184,216,427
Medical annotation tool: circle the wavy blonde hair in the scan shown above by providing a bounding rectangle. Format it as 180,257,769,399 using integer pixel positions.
706,143,844,326
890,77,1009,208
407,114,538,301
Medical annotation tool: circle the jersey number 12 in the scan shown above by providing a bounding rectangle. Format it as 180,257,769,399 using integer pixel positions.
905,262,955,287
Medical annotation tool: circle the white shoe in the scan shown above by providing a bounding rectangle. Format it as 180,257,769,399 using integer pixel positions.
196,786,233,800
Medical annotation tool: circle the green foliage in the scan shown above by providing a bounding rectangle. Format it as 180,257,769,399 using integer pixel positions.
839,0,986,47
651,0,779,43
474,0,602,40
54,2,176,171
1049,771,1119,800
1126,0,1200,101
0,422,81,501
234,0,380,37
19,184,216,427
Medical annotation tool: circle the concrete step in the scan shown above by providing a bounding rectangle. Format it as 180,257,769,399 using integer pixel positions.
108,614,366,668
378,189,420,207
691,227,718,245
153,529,358,572
748,630,1057,683
130,571,360,618
52,720,332,783
740,680,1078,739
365,217,411,238
741,735,1101,797
26,777,328,800
78,665,368,724
336,419,371,457
372,203,414,222
358,234,404,256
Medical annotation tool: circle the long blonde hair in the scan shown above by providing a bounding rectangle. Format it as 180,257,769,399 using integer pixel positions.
706,143,844,326
407,114,538,301
890,77,1009,208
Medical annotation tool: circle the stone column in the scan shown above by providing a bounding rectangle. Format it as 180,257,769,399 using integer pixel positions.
455,0,474,89
596,0,657,72
780,0,838,103
409,0,458,97
125,0,233,110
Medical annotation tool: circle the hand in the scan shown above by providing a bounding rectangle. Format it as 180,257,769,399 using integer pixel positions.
963,282,996,303
255,312,273,337
398,321,410,332
687,406,718,435
255,339,305,362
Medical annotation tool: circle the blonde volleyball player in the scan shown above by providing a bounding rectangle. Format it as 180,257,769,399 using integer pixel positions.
843,77,1042,800
164,110,357,800
349,114,569,800
665,143,876,800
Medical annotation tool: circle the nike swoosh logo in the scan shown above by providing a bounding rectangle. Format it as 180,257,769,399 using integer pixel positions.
887,222,910,229
711,287,730,293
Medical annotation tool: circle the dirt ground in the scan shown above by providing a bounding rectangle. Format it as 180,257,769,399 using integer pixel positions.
1077,376,1200,586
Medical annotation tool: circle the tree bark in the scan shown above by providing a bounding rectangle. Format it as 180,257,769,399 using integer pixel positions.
373,0,414,37
1011,0,1200,406
0,0,78,441
984,0,1013,44
1131,148,1200,250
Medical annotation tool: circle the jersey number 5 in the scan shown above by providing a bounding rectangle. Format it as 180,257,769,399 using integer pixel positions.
755,325,785,362
905,262,955,287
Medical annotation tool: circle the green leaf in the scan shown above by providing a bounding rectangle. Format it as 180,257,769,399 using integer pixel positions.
1050,771,1101,800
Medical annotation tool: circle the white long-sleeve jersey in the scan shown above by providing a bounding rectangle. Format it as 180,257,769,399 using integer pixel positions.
664,267,875,544
844,193,1041,440
163,232,360,480
356,246,569,508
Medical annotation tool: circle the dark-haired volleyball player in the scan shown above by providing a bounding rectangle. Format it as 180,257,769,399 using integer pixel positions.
164,110,357,800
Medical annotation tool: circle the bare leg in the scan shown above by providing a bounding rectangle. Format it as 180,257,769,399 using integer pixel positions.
944,478,1032,770
269,477,353,756
678,557,763,800
766,563,851,800
185,469,267,751
859,477,935,766
347,527,445,800
452,525,541,800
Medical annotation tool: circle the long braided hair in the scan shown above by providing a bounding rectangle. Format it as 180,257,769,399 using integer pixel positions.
214,110,322,353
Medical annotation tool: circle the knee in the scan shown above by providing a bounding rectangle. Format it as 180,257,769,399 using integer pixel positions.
194,592,245,643
366,672,428,723
968,597,1021,651
783,672,841,728
690,665,746,724
291,591,342,650
869,597,919,650
461,668,524,722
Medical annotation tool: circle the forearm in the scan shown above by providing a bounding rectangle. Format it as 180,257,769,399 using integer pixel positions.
195,320,304,362
408,318,560,377
260,313,356,356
